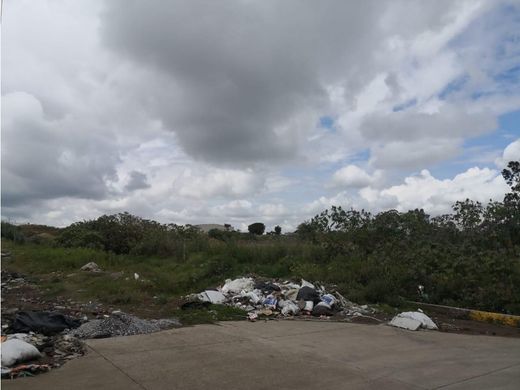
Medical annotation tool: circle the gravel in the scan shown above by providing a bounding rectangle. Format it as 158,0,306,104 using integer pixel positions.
70,312,181,339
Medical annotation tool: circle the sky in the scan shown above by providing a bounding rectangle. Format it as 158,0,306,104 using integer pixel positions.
2,0,520,232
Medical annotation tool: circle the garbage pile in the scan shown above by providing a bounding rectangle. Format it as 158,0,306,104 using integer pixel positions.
1,310,181,379
189,277,377,321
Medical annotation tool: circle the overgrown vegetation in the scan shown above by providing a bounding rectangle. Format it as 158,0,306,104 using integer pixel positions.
2,161,519,315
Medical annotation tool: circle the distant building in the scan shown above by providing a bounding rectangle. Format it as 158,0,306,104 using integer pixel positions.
194,224,233,233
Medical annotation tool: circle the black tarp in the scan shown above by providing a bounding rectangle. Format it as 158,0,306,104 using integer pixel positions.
10,311,81,336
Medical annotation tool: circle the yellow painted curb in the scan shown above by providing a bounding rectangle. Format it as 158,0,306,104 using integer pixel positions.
468,310,520,327
407,301,520,328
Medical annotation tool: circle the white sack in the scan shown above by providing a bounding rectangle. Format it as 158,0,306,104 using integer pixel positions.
1,339,41,367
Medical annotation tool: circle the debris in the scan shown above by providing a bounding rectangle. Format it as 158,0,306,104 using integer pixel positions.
197,290,226,304
280,301,299,316
80,262,101,272
1,339,41,367
254,281,281,293
1,251,12,258
221,277,254,294
190,276,377,322
2,364,51,379
10,311,81,336
70,312,181,339
389,316,422,331
300,279,315,289
312,302,334,317
263,296,278,309
134,273,140,281
389,311,438,331
296,286,320,303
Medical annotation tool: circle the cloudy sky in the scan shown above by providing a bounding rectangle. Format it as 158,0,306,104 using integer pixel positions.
2,0,520,231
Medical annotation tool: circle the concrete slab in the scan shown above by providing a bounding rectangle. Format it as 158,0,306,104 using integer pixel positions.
3,321,519,390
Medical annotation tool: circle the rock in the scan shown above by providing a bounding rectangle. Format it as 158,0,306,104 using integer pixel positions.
80,262,101,272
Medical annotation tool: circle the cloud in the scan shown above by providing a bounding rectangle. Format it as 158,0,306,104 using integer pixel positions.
495,138,520,168
100,0,482,165
1,92,120,208
2,0,520,230
175,168,264,199
369,138,461,168
332,165,379,188
361,167,510,214
125,171,150,191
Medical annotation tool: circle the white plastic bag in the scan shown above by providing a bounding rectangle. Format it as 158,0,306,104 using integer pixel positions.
389,311,438,330
221,278,254,294
198,290,226,304
1,339,41,367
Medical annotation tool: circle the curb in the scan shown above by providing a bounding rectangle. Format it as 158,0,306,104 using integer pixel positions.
406,301,520,328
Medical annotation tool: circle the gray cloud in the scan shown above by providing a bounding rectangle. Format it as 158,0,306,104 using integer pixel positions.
99,0,387,164
1,92,120,208
125,171,150,191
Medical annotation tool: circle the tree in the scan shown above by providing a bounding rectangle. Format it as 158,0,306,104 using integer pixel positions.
502,161,520,205
274,225,282,235
248,222,265,235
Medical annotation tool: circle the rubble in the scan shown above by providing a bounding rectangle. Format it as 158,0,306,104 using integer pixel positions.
70,311,181,339
189,277,377,321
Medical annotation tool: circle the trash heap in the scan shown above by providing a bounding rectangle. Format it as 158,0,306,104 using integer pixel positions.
1,310,181,379
190,277,377,321
1,311,87,379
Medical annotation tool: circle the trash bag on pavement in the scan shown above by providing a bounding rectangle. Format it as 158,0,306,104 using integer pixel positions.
1,339,41,367
389,311,438,330
10,311,81,336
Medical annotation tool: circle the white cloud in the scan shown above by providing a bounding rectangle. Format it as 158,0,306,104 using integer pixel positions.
495,138,520,168
332,165,379,188
364,167,509,215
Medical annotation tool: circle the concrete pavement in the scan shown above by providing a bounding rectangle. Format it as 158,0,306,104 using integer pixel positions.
3,320,520,389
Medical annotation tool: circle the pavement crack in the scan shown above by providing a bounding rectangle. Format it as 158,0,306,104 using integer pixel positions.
88,344,148,390
432,362,520,389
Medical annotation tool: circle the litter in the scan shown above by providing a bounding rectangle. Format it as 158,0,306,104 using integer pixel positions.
300,279,315,289
263,296,278,309
389,311,438,331
221,277,254,294
1,339,41,367
198,290,226,304
303,301,314,312
296,286,320,303
10,311,81,336
2,364,51,379
189,276,377,321
312,302,334,317
80,262,101,272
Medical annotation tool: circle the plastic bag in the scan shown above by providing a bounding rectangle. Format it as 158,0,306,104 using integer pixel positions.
1,339,41,367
